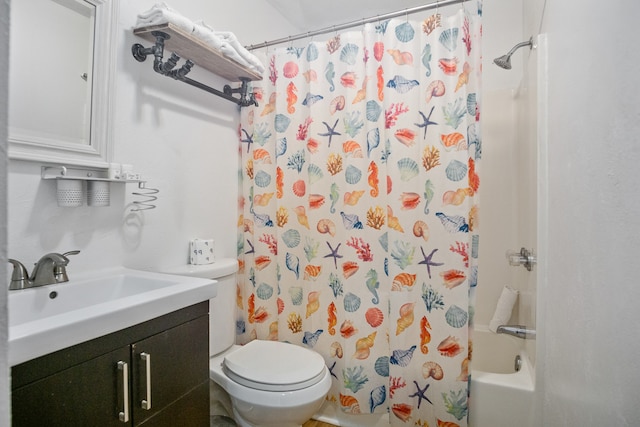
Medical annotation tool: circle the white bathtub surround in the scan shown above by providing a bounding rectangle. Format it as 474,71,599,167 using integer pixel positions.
470,327,534,427
488,286,519,333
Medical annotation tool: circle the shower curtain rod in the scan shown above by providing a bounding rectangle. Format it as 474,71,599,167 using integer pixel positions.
247,0,466,51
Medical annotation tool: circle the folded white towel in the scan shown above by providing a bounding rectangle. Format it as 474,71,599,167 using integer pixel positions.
135,2,195,34
489,286,519,333
192,20,224,51
192,22,264,73
219,41,254,69
214,31,266,73
135,5,265,75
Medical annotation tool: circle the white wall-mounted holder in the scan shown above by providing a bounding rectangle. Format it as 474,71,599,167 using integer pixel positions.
87,180,111,207
42,166,159,211
56,179,84,207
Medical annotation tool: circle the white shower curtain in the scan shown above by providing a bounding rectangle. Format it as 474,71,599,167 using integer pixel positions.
237,6,481,426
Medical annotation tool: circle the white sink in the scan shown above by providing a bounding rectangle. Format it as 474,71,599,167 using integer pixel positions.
8,267,217,366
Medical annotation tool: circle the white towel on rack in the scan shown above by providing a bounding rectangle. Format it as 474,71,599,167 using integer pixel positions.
489,286,519,333
135,4,265,74
191,22,263,73
214,31,266,74
135,3,195,34
192,21,224,51
218,41,255,70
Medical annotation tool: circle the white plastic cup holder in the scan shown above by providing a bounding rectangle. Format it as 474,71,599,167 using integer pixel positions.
87,181,111,207
56,180,84,207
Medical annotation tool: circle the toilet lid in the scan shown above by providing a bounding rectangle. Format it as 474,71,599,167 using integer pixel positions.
223,340,326,391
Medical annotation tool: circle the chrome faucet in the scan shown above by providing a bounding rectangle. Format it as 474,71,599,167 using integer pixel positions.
51,250,80,283
8,259,31,290
496,325,536,340
8,250,80,290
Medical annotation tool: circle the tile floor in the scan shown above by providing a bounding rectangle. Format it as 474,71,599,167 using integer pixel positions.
302,420,338,427
209,417,336,427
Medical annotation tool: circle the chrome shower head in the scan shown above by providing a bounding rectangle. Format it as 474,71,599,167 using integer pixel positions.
493,37,533,69
493,54,514,70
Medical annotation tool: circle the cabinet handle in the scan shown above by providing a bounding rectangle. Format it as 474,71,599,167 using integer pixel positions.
117,361,129,423
140,352,152,410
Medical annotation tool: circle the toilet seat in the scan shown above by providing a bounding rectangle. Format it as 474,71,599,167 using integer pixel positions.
222,340,327,392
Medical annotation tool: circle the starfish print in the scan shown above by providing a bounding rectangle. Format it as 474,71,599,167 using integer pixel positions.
245,240,255,255
323,242,343,269
418,246,444,279
240,128,254,153
318,119,341,147
414,106,438,139
408,381,432,408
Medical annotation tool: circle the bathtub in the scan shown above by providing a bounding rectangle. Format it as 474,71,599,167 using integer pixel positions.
469,327,535,427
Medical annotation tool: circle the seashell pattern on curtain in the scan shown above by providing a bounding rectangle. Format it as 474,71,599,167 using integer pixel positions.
237,7,481,426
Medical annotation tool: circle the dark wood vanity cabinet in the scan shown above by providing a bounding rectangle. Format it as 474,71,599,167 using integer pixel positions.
11,302,210,426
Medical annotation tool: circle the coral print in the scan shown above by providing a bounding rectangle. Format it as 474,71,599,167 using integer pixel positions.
238,6,481,427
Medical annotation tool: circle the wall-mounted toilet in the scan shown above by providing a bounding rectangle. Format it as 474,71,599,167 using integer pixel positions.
164,259,331,427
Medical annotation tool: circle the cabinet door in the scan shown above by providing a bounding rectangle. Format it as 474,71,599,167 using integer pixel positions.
130,315,209,426
137,382,209,427
12,346,131,427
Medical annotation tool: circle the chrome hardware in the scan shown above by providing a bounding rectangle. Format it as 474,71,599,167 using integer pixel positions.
117,361,130,423
496,324,536,340
131,182,159,212
8,250,80,290
506,247,536,271
140,352,152,410
53,250,80,283
31,253,69,286
493,37,534,70
8,259,31,290
514,354,522,372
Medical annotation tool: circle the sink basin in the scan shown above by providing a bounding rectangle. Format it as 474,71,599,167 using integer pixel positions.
8,267,217,366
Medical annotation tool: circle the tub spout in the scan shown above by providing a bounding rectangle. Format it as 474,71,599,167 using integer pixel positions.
496,325,536,340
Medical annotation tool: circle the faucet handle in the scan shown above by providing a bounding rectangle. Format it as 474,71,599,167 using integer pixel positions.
54,250,81,283
8,259,31,290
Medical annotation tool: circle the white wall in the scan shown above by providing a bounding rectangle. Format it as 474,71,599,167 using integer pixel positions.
12,1,639,426
0,0,10,423
7,1,299,275
5,0,527,320
1,0,530,422
4,1,298,418
528,0,640,425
